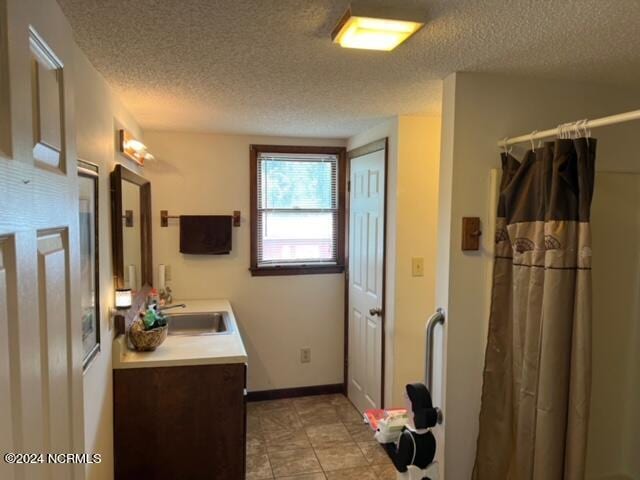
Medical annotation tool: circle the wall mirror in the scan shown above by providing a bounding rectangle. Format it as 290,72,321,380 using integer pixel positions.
111,164,152,292
78,160,100,369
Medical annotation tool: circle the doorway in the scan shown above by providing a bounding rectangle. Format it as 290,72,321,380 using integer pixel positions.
345,139,388,413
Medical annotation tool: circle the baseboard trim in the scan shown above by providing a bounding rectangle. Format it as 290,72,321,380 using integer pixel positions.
246,383,345,402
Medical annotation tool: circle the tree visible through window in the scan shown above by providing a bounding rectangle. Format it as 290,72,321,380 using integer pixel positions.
250,145,345,276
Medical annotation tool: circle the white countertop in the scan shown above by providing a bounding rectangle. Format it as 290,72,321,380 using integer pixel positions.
112,299,248,369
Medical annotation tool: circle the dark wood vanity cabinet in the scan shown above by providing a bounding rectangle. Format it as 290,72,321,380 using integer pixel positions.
114,363,247,480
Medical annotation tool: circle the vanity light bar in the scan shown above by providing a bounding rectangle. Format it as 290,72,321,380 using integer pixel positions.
118,129,154,166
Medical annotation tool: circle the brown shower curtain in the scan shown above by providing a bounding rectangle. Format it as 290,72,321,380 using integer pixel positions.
473,138,596,480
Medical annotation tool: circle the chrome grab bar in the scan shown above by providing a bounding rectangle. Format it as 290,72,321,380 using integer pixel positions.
425,308,445,424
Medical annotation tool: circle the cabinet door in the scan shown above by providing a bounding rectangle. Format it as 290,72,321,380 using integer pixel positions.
114,363,246,480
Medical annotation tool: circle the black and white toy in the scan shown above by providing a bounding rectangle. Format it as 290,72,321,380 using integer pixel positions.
391,383,439,480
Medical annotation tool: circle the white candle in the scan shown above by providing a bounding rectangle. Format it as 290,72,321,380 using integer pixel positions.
128,264,137,292
158,264,166,291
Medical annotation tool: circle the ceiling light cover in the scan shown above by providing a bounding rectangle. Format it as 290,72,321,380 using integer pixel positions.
332,8,424,51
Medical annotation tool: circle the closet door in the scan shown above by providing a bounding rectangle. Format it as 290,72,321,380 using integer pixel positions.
0,2,84,479
347,146,386,413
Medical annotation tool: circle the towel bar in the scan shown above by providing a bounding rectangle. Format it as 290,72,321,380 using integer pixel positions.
160,210,241,227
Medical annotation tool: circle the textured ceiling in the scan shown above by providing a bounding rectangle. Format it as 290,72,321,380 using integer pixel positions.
58,0,640,138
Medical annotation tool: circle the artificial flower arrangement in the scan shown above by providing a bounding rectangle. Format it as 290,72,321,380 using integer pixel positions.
129,302,169,351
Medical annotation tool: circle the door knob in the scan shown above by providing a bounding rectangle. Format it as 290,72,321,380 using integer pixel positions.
369,307,382,316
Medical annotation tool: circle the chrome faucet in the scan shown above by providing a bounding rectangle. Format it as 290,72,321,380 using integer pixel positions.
159,303,187,312
160,285,173,305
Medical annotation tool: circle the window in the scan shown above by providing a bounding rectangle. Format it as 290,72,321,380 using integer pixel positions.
250,145,346,276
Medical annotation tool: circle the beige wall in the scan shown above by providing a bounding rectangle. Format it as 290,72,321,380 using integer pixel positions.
392,117,441,404
143,131,346,392
627,305,640,479
627,304,640,479
589,172,640,480
74,43,143,480
437,72,640,480
348,115,441,406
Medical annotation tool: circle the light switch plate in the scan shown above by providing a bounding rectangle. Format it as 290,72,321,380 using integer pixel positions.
412,257,424,277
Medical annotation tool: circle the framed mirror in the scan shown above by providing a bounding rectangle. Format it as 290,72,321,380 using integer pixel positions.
111,164,152,292
78,160,100,369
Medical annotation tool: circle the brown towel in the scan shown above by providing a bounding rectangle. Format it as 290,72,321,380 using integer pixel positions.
179,215,232,254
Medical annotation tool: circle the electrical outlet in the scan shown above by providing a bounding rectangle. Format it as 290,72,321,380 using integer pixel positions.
300,347,311,364
412,257,424,277
165,265,172,281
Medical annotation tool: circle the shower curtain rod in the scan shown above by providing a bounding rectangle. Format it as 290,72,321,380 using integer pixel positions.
497,109,640,148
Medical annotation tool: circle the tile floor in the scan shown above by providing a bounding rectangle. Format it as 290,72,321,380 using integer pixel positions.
246,394,397,479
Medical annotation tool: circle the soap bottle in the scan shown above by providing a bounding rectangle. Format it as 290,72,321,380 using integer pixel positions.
149,288,160,305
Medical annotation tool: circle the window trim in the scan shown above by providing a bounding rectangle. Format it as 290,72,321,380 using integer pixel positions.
250,144,346,276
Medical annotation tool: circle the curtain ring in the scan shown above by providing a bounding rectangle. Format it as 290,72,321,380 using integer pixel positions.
582,119,590,146
501,137,510,155
575,119,586,139
559,122,571,139
530,130,538,151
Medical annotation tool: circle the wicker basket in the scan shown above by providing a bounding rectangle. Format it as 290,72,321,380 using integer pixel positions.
129,319,168,351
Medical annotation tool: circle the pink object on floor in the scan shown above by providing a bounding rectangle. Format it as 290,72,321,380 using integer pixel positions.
364,408,407,430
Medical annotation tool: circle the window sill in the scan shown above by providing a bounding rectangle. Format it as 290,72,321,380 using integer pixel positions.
250,265,345,277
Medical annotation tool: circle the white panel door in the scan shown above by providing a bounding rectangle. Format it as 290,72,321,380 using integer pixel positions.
0,4,84,479
348,148,385,413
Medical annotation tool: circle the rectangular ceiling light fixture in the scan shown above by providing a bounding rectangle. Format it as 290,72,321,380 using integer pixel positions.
331,4,425,51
